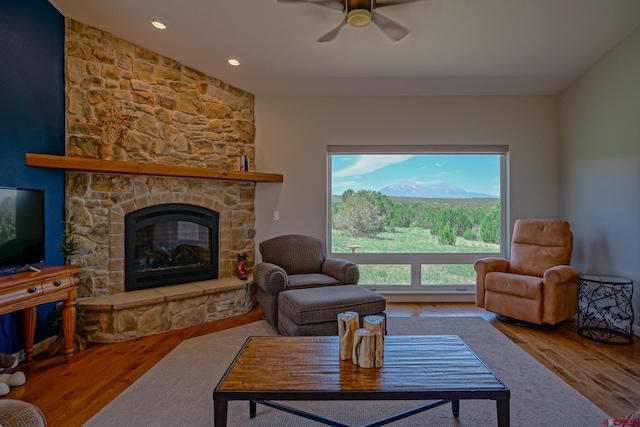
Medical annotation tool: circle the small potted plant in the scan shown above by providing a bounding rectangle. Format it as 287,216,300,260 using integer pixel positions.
49,217,86,356
85,98,136,160
48,303,86,356
59,217,80,266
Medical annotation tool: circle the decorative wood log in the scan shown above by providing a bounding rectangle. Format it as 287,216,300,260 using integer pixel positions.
337,311,359,361
363,315,386,341
352,328,384,368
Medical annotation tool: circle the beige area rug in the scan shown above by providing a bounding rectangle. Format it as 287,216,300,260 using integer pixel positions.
84,317,610,427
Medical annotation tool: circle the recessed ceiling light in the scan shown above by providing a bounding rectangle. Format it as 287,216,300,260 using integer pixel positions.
149,17,167,30
227,58,241,67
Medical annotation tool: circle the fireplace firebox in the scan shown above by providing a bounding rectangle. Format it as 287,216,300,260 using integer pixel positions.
124,204,219,292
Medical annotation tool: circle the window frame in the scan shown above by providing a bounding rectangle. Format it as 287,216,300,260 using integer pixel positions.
327,145,509,295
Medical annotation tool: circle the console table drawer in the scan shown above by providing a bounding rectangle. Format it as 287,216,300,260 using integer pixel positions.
0,282,45,306
0,266,81,362
42,274,75,294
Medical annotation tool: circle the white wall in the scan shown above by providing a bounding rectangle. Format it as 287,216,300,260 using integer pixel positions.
559,25,640,330
253,95,560,260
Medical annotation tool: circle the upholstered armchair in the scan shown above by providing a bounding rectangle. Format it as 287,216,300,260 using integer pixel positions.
474,219,581,326
253,234,360,328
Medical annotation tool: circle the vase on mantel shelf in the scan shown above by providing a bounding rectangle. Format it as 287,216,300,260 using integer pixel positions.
85,98,136,161
97,143,114,161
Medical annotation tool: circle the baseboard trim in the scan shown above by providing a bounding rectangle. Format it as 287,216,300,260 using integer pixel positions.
12,336,58,363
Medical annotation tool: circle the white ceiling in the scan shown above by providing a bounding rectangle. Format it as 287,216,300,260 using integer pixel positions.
48,0,640,97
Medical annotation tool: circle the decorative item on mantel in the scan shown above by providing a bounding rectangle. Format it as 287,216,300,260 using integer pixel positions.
236,149,250,172
83,98,136,160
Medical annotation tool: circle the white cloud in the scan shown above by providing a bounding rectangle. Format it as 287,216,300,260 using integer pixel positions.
333,180,359,188
435,162,444,167
333,155,413,178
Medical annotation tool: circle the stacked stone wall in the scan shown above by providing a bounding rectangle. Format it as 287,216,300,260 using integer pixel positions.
63,19,257,298
79,279,256,343
65,19,255,168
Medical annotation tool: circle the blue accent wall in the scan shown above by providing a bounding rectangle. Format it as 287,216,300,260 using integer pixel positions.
0,0,66,354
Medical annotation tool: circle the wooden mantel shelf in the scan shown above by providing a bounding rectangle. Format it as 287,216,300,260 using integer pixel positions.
25,153,283,183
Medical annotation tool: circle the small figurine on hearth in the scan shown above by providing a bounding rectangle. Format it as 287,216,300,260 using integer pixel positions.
236,253,248,280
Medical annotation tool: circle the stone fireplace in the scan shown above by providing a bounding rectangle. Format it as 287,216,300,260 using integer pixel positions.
62,19,262,342
66,173,254,299
67,173,257,342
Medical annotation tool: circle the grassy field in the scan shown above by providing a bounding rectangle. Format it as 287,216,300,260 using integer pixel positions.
332,227,499,285
355,264,478,285
331,227,499,254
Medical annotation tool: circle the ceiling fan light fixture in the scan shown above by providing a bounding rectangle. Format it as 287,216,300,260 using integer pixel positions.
346,9,372,27
149,17,167,30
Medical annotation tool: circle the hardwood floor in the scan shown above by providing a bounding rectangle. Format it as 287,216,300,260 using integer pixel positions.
6,302,640,426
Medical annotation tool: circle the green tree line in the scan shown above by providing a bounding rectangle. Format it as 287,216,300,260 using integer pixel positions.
332,189,500,245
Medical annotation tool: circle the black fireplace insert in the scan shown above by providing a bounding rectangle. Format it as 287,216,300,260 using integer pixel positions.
124,204,219,292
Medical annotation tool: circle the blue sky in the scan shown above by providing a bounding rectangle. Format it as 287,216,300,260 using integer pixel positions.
331,154,501,196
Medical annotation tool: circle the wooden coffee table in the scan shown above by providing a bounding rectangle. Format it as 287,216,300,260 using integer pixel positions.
213,335,510,427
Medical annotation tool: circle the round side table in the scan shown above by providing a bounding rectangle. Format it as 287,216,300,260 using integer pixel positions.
577,274,634,344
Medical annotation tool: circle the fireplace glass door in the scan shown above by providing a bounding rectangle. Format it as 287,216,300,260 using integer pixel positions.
125,204,219,292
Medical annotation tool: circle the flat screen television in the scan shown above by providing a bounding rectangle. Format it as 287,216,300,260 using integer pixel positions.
0,187,45,271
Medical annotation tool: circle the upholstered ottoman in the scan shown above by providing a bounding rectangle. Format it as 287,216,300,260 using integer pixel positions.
277,285,387,336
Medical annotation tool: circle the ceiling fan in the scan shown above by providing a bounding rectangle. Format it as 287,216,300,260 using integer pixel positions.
277,0,425,42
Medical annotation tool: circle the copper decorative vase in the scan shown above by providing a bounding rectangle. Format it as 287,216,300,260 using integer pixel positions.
97,143,114,160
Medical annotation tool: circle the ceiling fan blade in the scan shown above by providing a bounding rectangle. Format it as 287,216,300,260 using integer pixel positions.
374,0,428,8
317,19,348,42
277,0,345,11
371,12,410,41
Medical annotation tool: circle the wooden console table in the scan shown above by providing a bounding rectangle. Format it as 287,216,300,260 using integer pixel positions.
0,266,81,362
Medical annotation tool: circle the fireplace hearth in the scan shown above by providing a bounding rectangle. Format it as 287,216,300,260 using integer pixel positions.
124,203,219,292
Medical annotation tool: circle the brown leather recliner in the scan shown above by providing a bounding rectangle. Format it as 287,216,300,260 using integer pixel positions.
253,234,360,328
474,219,581,326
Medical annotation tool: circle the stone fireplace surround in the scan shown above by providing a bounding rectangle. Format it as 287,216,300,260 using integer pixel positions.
71,172,257,343
62,19,262,343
